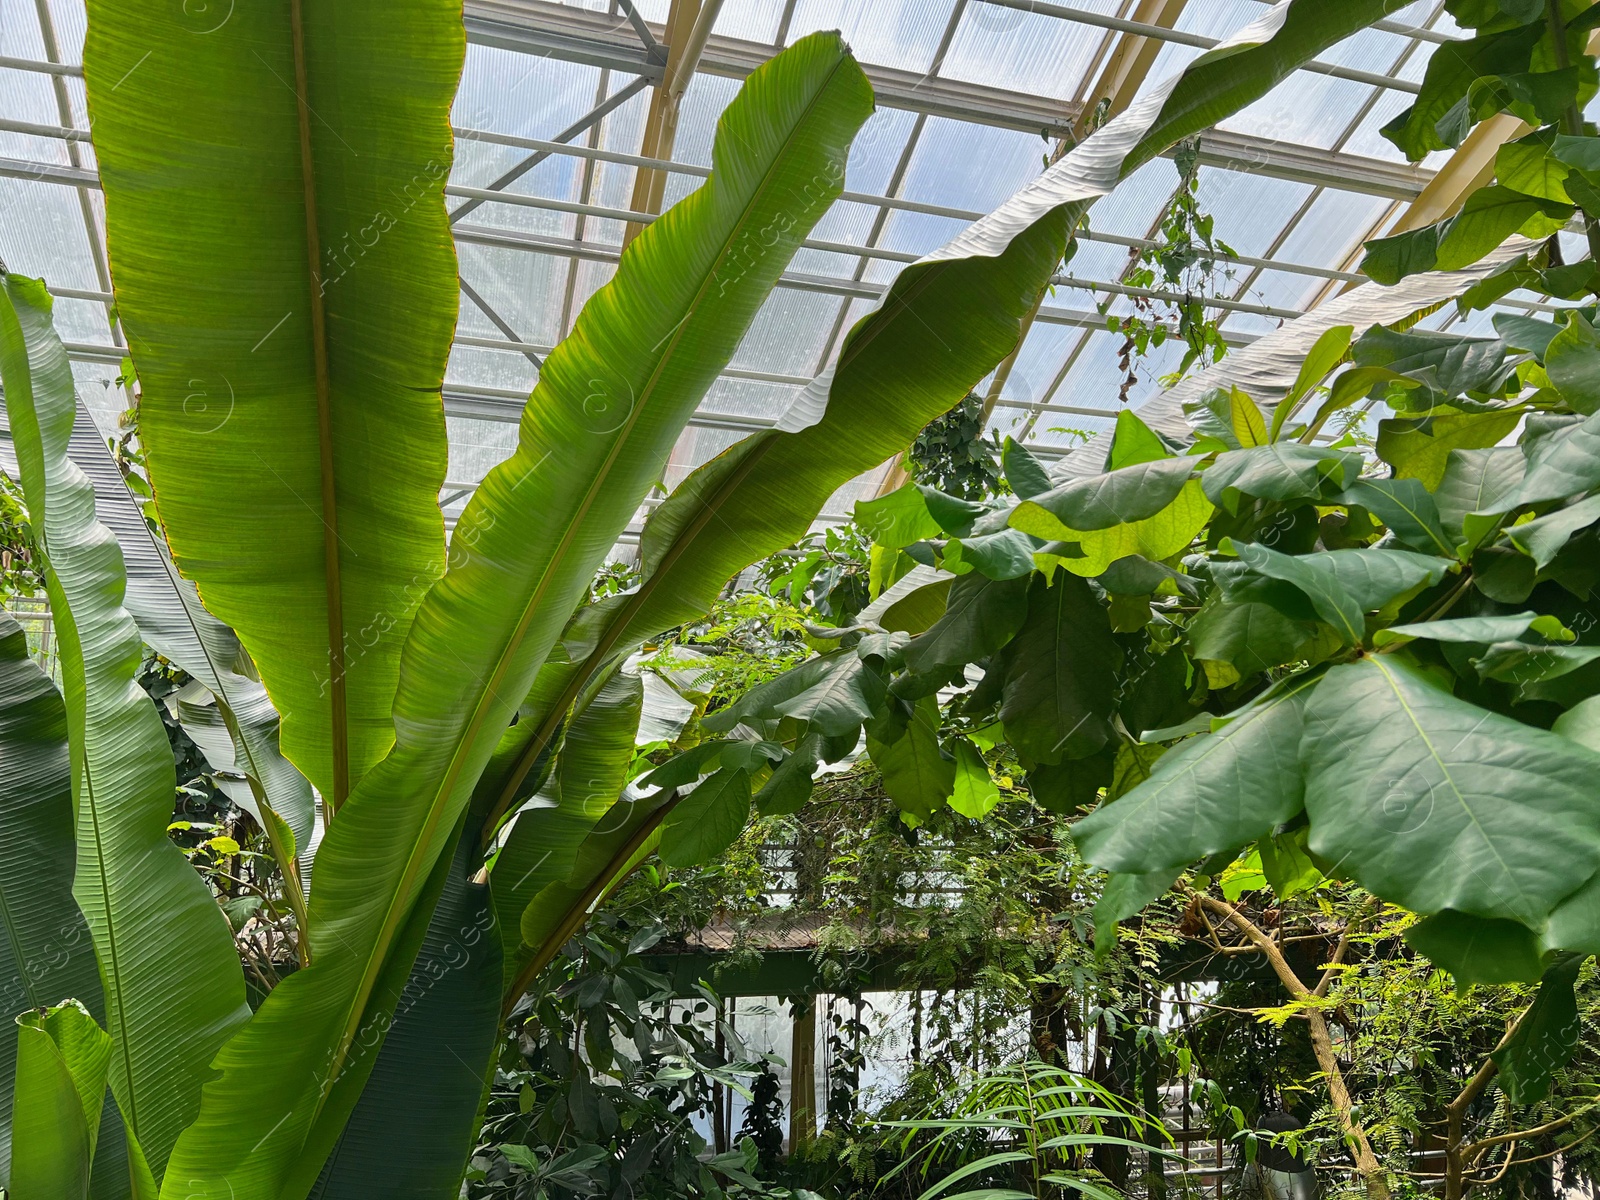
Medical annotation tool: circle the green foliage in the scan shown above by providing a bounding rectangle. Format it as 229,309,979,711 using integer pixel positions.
907,393,1004,502
1101,141,1236,398
0,4,1490,1196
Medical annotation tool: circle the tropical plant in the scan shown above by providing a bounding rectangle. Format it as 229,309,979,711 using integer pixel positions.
642,5,1600,1197
877,1061,1171,1200
0,0,1434,1195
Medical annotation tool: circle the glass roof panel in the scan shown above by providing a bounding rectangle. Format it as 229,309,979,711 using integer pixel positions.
786,0,961,74
937,0,1120,101
710,0,787,44
3,0,1522,534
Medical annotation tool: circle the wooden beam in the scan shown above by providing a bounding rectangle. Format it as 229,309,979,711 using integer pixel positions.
622,0,724,246
1072,0,1189,138
788,997,816,1148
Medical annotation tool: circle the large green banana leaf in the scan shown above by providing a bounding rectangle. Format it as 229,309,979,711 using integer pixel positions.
493,669,645,985
10,1000,112,1200
159,33,873,1200
477,0,1418,834
67,408,314,914
307,830,501,1200
83,0,463,807
0,274,250,1182
0,612,130,1198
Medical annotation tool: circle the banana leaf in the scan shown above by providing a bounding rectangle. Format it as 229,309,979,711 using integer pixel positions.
0,273,250,1181
476,0,1422,834
84,0,464,807
158,33,873,1199
307,829,500,1199
0,613,130,1199
67,406,314,905
10,1001,112,1200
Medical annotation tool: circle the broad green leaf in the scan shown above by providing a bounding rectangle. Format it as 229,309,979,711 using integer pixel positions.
660,768,752,868
943,528,1041,580
492,669,643,983
1544,868,1600,953
1404,910,1545,985
159,37,874,1197
1354,326,1512,401
1340,478,1454,557
1270,324,1354,441
11,1001,112,1200
1491,954,1584,1104
0,614,109,1188
867,697,954,819
1374,611,1573,646
904,573,1029,674
1187,596,1313,681
0,273,249,1180
754,735,822,816
307,830,500,1200
1026,749,1114,815
949,738,1000,819
85,0,463,806
1202,444,1360,513
1553,694,1600,752
1302,658,1600,929
1474,640,1600,684
1026,482,1213,579
1381,20,1544,158
999,574,1121,765
68,413,313,892
1377,410,1524,489
1507,491,1600,567
1494,311,1562,358
855,484,943,549
1507,408,1600,507
1073,674,1320,873
1014,458,1194,536
1435,446,1525,552
1092,867,1182,950
1001,437,1052,499
1543,311,1600,413
1258,828,1323,898
1494,129,1573,202
518,787,681,960
1220,540,1452,643
1230,388,1270,449
918,487,991,538
1106,409,1169,469
705,649,886,738
1360,185,1571,284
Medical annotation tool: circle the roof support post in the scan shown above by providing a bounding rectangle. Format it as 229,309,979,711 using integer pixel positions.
623,0,726,246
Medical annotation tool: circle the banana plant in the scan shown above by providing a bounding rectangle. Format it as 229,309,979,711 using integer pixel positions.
0,0,1425,1196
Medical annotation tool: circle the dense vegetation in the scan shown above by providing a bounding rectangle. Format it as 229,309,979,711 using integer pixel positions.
2,1,1600,1199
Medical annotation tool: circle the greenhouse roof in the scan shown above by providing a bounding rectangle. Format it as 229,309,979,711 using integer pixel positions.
0,0,1574,551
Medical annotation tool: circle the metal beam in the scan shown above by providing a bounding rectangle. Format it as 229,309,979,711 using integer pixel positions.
0,50,1435,200
448,74,651,223
459,277,544,368
464,0,1087,135
974,0,1421,92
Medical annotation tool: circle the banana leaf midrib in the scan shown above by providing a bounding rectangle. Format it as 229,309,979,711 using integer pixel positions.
74,736,139,1140
288,0,351,808
501,790,681,1014
480,223,1027,835
113,461,311,940
316,48,858,1114
483,431,781,838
